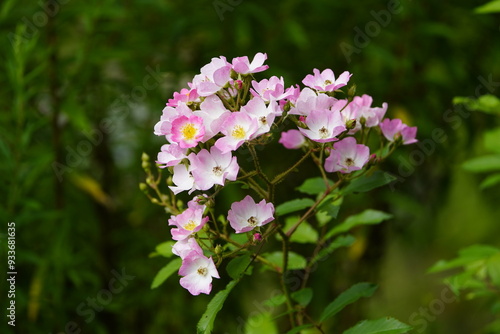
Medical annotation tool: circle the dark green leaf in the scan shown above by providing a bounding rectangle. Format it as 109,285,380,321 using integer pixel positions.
480,173,500,189
263,251,307,271
475,0,500,14
319,282,378,322
276,198,315,216
197,280,238,334
151,258,182,289
311,235,356,265
484,128,500,154
278,216,318,244
286,324,314,334
463,154,500,173
343,317,412,334
226,253,253,279
317,193,343,225
291,288,313,307
342,171,396,195
296,177,334,195
325,210,393,239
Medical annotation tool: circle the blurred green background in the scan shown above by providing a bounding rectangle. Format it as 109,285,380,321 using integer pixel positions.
1,0,500,333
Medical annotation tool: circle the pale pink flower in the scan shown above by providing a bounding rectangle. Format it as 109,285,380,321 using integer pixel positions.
154,104,193,140
169,164,196,195
156,143,188,167
379,118,418,145
192,56,232,96
194,95,231,141
167,86,199,107
302,69,352,92
279,129,306,149
170,115,206,148
188,146,239,191
299,109,346,143
227,195,274,233
214,112,258,153
232,52,269,74
250,76,293,102
169,207,209,241
352,94,387,127
288,88,336,116
241,97,279,138
324,137,370,174
179,252,219,295
172,237,204,259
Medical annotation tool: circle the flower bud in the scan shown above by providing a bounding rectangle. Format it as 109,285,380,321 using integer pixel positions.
347,84,357,100
141,152,150,162
214,244,222,255
139,183,148,192
253,233,262,243
142,160,150,170
346,119,357,130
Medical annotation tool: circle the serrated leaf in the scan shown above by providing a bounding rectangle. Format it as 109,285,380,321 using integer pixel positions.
342,171,396,195
296,177,334,195
155,241,175,258
475,0,500,14
226,253,253,279
197,280,238,334
320,282,378,322
278,216,318,244
244,312,279,334
463,154,500,173
311,235,356,266
276,198,315,216
343,317,412,334
291,288,313,307
151,258,182,289
325,210,393,239
263,251,307,271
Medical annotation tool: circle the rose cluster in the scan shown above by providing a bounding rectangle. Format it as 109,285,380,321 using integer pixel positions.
153,53,417,295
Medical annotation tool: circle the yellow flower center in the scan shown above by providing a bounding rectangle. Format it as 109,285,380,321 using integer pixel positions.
345,158,355,166
197,267,208,276
324,80,332,85
319,127,329,139
247,216,258,227
181,123,197,140
232,125,246,139
184,220,197,231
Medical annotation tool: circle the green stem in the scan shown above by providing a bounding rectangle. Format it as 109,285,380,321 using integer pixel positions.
277,227,296,328
272,149,313,185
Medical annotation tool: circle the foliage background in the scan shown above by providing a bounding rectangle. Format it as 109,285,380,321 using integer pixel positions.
0,0,499,333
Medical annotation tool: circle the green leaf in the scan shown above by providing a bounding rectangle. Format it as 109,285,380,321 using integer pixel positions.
453,94,500,114
342,171,396,195
311,235,356,266
463,154,500,173
475,0,500,14
226,253,253,279
291,288,313,307
296,177,334,195
343,317,412,334
325,210,393,239
484,128,500,154
263,251,307,271
487,253,500,286
244,312,279,334
154,241,175,258
319,282,378,322
428,244,500,273
150,258,182,289
278,216,318,244
285,324,314,334
263,293,287,308
197,280,238,334
480,173,500,189
317,193,343,225
276,198,315,216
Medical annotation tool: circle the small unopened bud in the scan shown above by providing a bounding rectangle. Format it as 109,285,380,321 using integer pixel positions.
146,177,154,185
235,79,243,90
230,69,238,80
346,119,356,130
359,116,366,127
214,244,222,255
141,152,150,162
253,233,262,243
142,160,150,170
139,183,148,192
151,198,160,205
366,153,378,168
347,84,357,100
